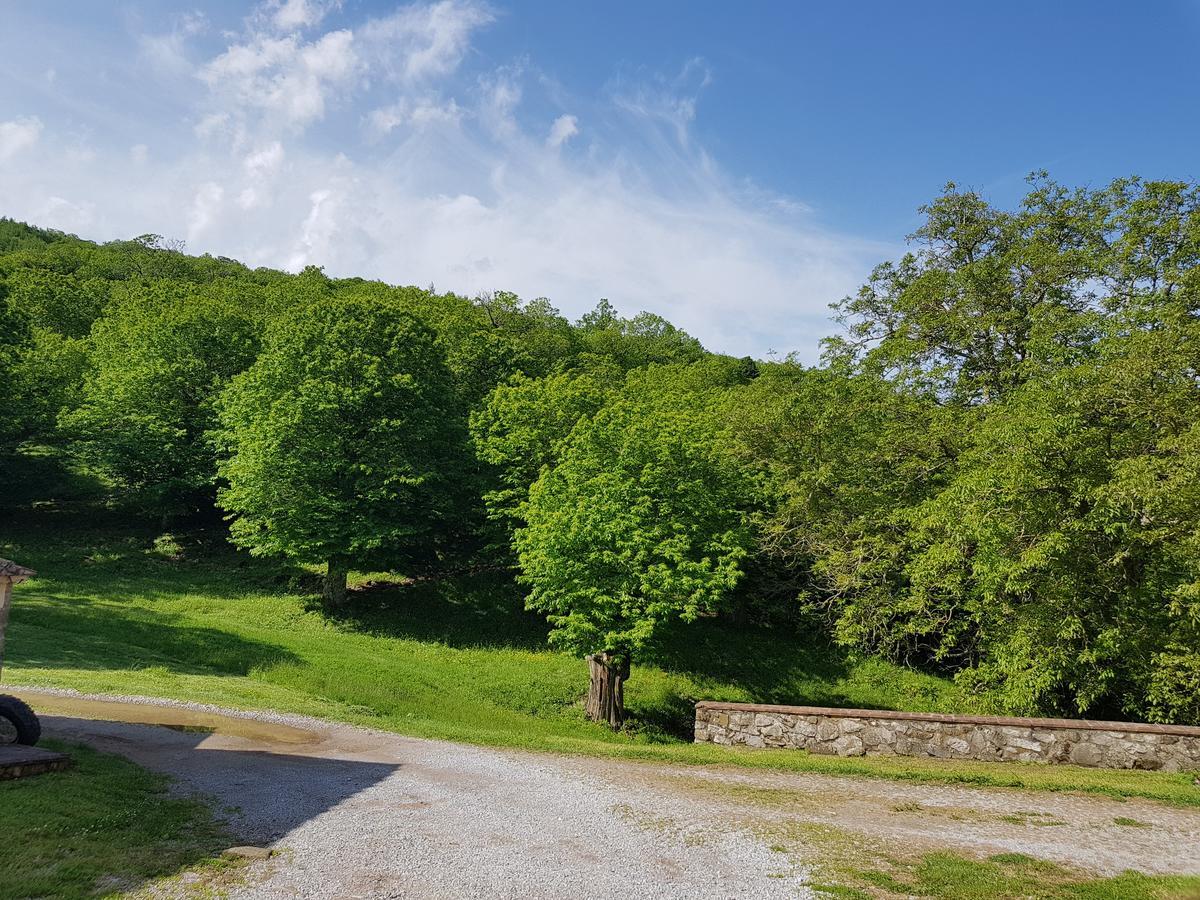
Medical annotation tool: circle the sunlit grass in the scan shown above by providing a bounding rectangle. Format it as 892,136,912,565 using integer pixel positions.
3,499,1199,810
0,741,228,899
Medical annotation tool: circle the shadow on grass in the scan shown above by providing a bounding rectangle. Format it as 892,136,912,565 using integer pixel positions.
623,617,939,739
6,595,301,676
0,501,319,601
5,719,400,899
326,573,552,651
653,617,862,701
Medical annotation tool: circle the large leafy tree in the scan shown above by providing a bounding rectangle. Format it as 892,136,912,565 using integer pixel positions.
215,296,465,607
779,175,1200,723
61,281,261,517
826,175,1106,403
515,365,754,727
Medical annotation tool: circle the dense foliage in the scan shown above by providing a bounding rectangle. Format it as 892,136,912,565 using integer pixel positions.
216,296,465,604
1,175,1197,727
514,364,756,669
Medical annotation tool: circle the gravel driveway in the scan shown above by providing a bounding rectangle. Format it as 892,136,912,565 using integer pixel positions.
19,689,1200,899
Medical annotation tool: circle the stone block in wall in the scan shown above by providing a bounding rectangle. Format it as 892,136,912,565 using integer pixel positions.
791,720,818,738
816,720,840,741
831,735,865,756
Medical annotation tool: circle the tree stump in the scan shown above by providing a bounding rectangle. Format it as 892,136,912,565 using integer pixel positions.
323,557,349,608
585,652,629,729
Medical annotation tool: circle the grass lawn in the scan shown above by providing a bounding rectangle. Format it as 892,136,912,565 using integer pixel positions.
0,741,227,899
2,468,1199,810
815,850,1200,899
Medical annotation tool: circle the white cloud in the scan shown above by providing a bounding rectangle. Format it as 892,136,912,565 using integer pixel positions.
202,29,359,130
194,112,233,140
138,11,208,76
243,141,285,176
359,0,494,82
546,114,578,149
187,182,225,241
0,1,886,360
267,0,340,32
0,117,43,162
367,97,462,136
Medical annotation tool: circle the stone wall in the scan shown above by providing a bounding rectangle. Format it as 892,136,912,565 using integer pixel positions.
694,702,1200,772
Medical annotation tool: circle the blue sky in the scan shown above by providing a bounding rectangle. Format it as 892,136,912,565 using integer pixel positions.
1,1,1197,358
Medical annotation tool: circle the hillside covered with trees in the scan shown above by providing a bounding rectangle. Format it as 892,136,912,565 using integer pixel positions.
2,174,1197,728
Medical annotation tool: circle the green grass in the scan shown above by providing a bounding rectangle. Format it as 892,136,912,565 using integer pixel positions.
843,851,1200,899
0,740,228,899
2,473,1200,809
771,822,1200,899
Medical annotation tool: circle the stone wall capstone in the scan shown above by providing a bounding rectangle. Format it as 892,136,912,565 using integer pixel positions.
693,702,1200,772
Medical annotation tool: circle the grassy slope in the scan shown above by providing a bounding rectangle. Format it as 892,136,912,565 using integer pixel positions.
2,502,956,743
2,467,1199,809
0,741,227,899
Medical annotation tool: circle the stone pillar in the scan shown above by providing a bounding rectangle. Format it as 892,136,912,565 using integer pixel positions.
0,577,12,682
0,560,36,683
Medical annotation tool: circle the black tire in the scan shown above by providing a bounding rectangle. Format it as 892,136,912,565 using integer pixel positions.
0,694,41,745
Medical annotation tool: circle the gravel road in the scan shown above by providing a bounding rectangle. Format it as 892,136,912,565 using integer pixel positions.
18,689,1200,899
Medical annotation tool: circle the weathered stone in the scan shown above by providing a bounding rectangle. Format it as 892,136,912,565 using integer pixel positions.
945,737,970,755
860,726,890,747
831,735,865,757
1069,743,1103,767
1007,737,1045,753
692,703,1200,772
816,720,840,741
790,721,818,738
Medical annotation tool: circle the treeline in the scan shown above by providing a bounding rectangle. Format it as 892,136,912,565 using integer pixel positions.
1,173,1197,728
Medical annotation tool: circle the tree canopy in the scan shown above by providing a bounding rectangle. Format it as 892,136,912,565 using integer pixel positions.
2,173,1198,728
214,295,467,605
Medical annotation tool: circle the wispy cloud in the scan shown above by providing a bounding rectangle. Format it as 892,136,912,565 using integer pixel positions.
0,0,886,359
546,114,578,148
0,116,43,162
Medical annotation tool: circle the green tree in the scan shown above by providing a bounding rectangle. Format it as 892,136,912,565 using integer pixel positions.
215,297,465,607
801,175,1200,723
515,366,753,727
732,361,960,635
61,281,260,518
470,369,615,536
576,300,706,370
3,267,108,337
827,176,1105,404
0,285,31,454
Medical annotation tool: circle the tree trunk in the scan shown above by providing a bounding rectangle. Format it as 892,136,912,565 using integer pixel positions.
0,579,12,681
322,557,349,608
585,652,630,729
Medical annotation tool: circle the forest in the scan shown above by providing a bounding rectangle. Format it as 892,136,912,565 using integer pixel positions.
1,174,1198,729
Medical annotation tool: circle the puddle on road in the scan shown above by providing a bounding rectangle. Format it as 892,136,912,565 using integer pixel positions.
16,692,319,745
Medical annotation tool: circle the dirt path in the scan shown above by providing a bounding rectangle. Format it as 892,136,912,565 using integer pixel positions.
18,689,1200,898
